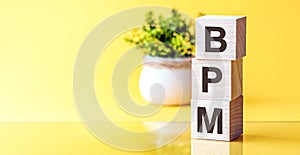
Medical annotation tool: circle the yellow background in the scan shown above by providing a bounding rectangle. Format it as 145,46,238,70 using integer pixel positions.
1,0,299,122
1,0,300,154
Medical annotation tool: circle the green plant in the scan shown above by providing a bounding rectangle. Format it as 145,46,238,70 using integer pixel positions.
125,9,200,58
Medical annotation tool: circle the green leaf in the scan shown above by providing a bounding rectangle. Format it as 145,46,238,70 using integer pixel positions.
124,8,200,58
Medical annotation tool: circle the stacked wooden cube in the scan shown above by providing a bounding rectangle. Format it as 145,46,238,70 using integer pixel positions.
191,15,246,141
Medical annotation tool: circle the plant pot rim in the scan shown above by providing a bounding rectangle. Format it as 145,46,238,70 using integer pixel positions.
143,55,192,62
142,55,192,68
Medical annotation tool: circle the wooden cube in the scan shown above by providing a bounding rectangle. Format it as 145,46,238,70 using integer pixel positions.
191,96,243,141
192,58,242,101
196,15,246,60
191,137,243,155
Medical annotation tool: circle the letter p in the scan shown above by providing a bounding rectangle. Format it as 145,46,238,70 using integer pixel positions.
202,67,222,93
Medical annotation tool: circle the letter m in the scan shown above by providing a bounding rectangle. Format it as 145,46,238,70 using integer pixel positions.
197,107,223,134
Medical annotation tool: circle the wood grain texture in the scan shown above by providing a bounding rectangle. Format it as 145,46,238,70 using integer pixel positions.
192,58,242,100
191,95,243,141
231,58,243,101
230,95,243,141
236,17,246,59
196,15,246,60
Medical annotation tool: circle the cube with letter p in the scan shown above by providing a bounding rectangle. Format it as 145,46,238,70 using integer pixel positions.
192,58,242,101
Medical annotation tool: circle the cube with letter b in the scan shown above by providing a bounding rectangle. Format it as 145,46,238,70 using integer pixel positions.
196,16,246,60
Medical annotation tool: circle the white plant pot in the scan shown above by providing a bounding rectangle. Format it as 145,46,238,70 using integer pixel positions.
139,55,191,105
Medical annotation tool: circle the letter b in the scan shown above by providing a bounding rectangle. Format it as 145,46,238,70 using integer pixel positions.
205,27,227,52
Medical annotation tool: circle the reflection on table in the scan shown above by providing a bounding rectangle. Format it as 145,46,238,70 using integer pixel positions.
1,122,300,154
191,137,243,155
